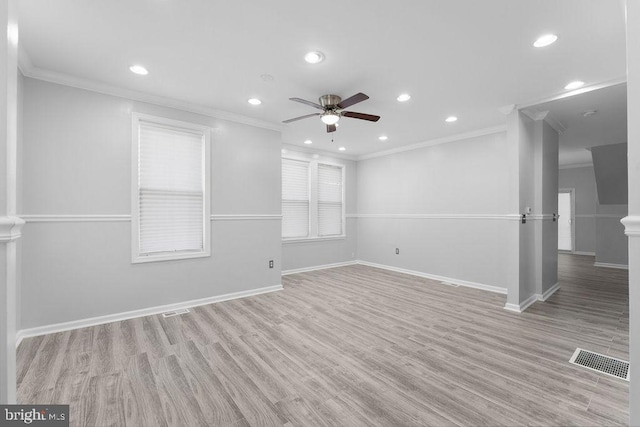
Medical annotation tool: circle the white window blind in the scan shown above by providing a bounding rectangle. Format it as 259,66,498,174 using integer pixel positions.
282,159,310,238
317,163,343,236
132,114,210,263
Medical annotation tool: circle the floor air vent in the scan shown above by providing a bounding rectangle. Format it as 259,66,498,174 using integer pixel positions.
569,348,629,381
162,308,190,318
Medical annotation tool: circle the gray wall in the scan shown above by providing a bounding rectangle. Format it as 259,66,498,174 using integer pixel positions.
596,203,628,266
19,78,282,329
537,120,559,294
281,147,358,272
559,166,597,254
592,143,628,205
357,131,512,290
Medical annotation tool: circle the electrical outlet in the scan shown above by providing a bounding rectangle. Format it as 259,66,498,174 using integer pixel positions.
269,260,274,268
395,248,399,255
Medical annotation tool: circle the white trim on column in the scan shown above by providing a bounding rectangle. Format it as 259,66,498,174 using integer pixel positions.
0,217,25,242
621,216,640,236
573,251,596,256
504,293,538,313
537,282,560,301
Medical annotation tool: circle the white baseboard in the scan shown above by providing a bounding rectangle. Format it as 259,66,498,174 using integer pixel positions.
594,262,628,270
504,293,538,313
537,282,560,301
356,260,507,294
573,251,596,256
281,261,357,275
16,284,283,346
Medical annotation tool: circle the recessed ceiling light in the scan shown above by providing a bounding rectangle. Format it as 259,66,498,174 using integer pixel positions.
445,116,458,123
397,93,411,102
338,147,346,151
304,139,313,145
248,98,262,105
564,81,585,90
129,65,148,75
304,51,324,64
378,135,388,141
533,34,558,48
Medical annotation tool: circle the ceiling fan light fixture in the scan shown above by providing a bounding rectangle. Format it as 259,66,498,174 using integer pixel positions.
304,51,324,64
321,112,340,125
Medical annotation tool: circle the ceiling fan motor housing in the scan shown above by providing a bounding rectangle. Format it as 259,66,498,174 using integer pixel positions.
319,94,342,108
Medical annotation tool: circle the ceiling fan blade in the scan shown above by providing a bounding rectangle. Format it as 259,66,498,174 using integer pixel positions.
282,113,321,123
342,111,381,122
289,97,324,110
326,124,336,133
337,92,369,109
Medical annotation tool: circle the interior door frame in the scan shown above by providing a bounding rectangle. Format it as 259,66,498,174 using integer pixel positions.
558,188,576,253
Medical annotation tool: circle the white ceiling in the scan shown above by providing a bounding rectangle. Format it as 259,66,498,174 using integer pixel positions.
525,83,628,166
18,0,627,160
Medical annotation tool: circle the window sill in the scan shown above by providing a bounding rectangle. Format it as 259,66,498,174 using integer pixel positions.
282,235,347,244
132,250,210,264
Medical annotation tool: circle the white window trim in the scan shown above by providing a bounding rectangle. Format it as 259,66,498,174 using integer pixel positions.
282,155,346,242
131,112,211,263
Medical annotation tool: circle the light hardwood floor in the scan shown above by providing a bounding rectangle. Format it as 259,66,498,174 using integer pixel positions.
17,254,629,426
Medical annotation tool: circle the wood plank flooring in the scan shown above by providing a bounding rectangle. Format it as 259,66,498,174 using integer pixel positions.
17,254,629,426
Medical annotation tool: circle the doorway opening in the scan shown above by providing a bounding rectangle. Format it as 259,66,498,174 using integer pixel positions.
558,189,575,251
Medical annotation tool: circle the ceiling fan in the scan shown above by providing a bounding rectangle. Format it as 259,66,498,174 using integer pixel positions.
283,92,380,133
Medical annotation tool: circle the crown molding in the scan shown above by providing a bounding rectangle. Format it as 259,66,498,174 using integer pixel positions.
517,77,627,110
498,104,516,115
356,125,507,161
0,216,25,242
520,109,566,134
281,143,358,161
19,64,283,133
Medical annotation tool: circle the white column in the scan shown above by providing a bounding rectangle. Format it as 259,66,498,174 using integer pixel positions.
504,109,539,313
0,0,21,404
622,1,640,424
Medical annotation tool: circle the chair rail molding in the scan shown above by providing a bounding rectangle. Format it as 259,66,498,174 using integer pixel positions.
621,216,640,236
0,216,25,242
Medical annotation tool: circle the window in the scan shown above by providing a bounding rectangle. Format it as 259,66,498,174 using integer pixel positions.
282,156,345,241
282,158,310,238
131,113,211,263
